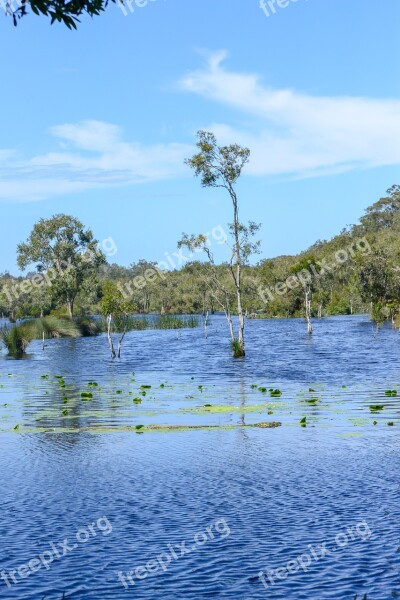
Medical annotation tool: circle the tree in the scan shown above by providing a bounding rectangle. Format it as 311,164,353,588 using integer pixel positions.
357,249,400,324
101,281,131,358
290,257,319,335
3,0,118,28
182,131,260,357
17,214,105,319
359,185,400,233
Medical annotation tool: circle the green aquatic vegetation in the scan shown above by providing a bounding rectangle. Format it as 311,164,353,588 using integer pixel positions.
160,383,165,388
384,390,397,397
62,409,68,416
300,417,307,426
41,375,49,379
373,421,378,425
309,388,315,392
198,385,203,392
270,389,282,397
305,398,319,405
133,397,142,404
204,404,212,407
250,384,258,389
13,424,19,430
349,418,370,426
0,326,33,357
135,425,144,430
184,403,280,415
232,338,244,358
387,422,395,426
369,405,384,412
116,390,122,394
141,385,151,389
140,390,147,396
258,387,267,393
87,382,98,387
268,410,274,415
153,315,199,329
81,392,93,400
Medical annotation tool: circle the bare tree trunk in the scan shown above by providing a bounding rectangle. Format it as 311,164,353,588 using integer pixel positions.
231,189,245,356
227,311,235,343
305,287,313,335
67,299,74,319
117,332,126,358
107,314,116,359
117,317,128,358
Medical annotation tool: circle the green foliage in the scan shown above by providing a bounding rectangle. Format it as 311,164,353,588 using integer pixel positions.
7,0,118,28
232,338,245,358
0,315,99,357
185,131,250,188
153,315,199,329
17,214,105,318
0,325,33,357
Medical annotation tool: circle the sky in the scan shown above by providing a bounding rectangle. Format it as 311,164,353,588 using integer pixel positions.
0,0,399,273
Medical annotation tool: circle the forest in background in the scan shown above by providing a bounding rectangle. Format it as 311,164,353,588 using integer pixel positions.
1,186,399,326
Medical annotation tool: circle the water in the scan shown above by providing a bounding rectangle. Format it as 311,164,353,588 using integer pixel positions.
0,315,399,599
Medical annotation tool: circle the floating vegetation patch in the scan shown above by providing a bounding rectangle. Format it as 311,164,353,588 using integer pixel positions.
81,392,93,400
183,403,282,415
385,390,397,397
369,405,384,412
270,389,282,398
305,398,319,405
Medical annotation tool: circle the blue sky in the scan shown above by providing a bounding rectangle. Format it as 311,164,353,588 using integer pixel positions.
1,0,399,273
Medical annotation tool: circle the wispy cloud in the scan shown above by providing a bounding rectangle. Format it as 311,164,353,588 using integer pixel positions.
2,54,399,202
180,51,400,178
0,120,190,202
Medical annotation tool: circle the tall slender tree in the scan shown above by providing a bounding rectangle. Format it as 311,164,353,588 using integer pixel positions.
182,131,260,357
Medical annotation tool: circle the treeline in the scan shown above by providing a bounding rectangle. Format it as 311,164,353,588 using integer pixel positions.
1,186,399,325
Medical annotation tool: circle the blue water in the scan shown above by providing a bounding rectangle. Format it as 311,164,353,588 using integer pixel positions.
0,315,399,599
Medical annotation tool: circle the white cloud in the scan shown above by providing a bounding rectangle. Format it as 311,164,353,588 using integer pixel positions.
2,54,399,203
180,52,400,177
0,120,191,202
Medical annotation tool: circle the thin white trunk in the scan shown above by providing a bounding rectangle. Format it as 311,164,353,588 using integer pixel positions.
107,314,116,359
305,288,313,335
